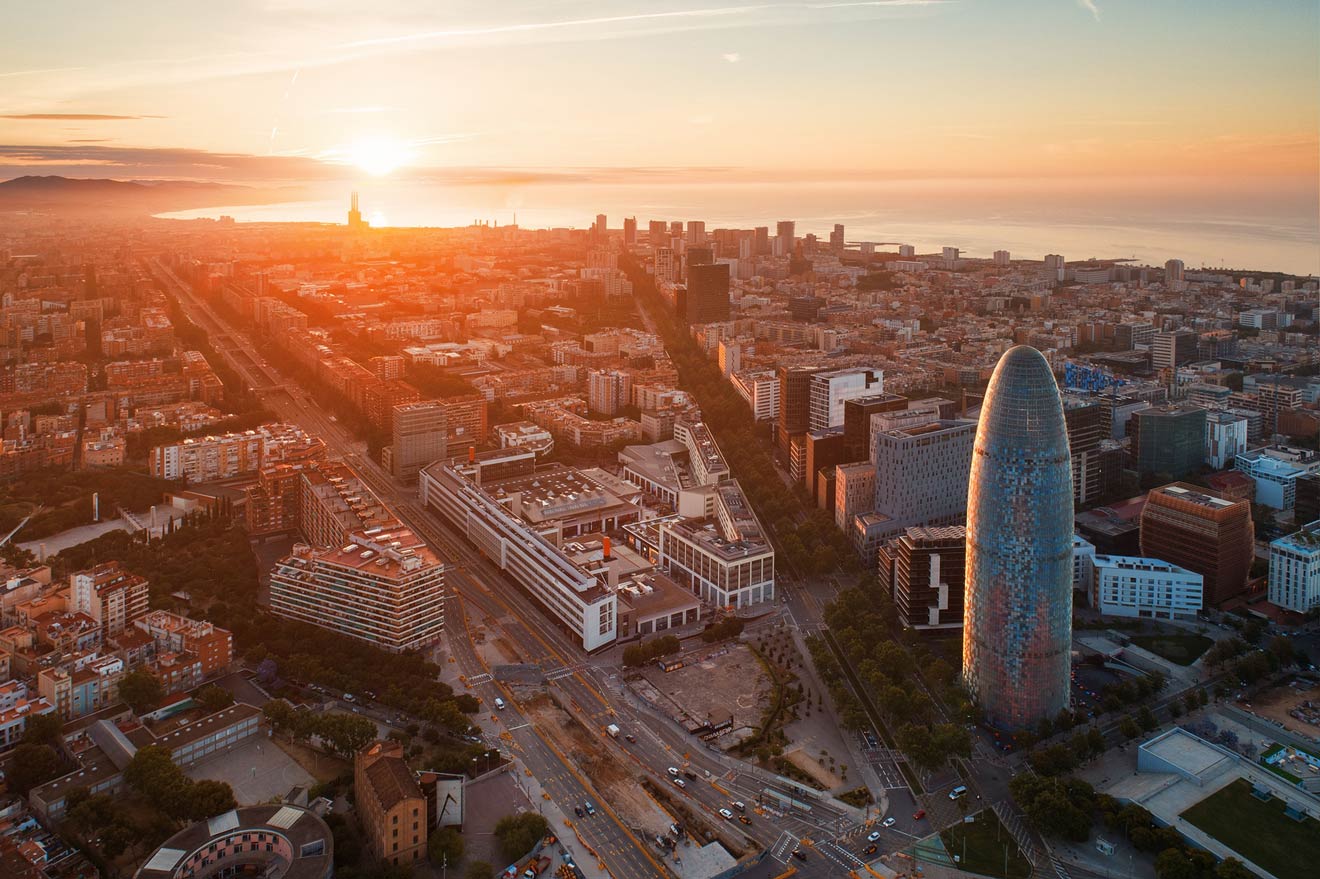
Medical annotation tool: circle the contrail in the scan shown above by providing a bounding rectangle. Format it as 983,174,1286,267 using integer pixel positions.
341,1,950,49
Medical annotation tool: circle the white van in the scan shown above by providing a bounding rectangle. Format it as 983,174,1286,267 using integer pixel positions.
494,697,506,710
949,785,968,800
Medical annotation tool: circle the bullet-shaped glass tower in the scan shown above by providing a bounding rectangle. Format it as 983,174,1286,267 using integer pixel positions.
962,345,1074,730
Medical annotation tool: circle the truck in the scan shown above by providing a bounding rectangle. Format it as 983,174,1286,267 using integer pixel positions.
606,724,621,739
521,856,551,878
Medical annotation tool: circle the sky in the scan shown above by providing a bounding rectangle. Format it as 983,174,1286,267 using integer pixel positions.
1,0,1317,189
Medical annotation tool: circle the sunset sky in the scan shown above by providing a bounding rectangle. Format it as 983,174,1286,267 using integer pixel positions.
2,0,1317,187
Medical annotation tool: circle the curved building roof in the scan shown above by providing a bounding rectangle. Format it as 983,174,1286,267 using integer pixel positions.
963,345,1074,730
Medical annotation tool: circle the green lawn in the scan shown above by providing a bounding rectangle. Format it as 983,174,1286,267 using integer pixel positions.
940,811,1033,879
1129,633,1214,666
1181,779,1320,879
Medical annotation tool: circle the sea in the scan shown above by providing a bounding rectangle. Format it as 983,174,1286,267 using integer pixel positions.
158,178,1320,276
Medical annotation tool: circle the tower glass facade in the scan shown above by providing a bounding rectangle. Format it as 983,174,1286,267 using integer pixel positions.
963,346,1074,730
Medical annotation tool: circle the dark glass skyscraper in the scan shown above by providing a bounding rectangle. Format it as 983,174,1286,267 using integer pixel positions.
963,346,1074,730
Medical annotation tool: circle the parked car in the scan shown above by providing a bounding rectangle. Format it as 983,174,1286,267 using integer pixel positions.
913,810,926,821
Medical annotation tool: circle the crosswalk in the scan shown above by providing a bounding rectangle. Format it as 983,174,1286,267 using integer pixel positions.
770,830,801,863
815,841,865,872
466,672,493,685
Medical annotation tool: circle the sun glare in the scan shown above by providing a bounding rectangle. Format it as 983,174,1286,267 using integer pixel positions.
347,137,411,177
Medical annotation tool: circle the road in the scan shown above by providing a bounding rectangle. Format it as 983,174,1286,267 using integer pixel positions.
149,260,871,877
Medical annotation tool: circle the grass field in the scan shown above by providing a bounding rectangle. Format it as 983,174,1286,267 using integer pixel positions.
1129,633,1214,666
1181,779,1320,879
940,810,1033,879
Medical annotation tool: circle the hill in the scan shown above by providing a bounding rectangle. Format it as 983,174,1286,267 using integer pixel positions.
0,175,296,215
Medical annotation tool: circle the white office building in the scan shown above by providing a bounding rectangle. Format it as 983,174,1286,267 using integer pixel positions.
1205,411,1248,471
420,456,618,651
808,368,884,431
1268,522,1320,614
658,481,774,609
1088,555,1203,620
731,370,780,421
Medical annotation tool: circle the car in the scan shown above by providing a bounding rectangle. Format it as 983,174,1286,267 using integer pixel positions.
791,850,807,861
624,734,637,743
867,831,881,842
683,770,698,781
672,778,686,789
738,815,751,826
732,801,746,812
913,810,926,821
863,844,878,855
882,816,896,828
949,785,968,800
574,806,584,817
584,802,595,816
493,697,506,710
667,767,680,777
719,808,733,820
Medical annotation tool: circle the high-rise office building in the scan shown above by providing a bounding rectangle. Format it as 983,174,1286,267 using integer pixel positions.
594,213,607,238
1269,521,1320,614
391,401,447,480
623,217,637,245
776,220,795,256
654,247,675,283
754,226,770,255
842,393,908,461
963,346,1074,730
808,368,884,431
871,418,977,535
1165,259,1185,282
1131,406,1207,479
680,263,730,324
879,526,967,631
993,250,1010,266
897,244,915,258
1151,329,1198,370
1141,483,1253,607
777,366,823,460
829,224,845,252
687,220,706,244
648,220,667,243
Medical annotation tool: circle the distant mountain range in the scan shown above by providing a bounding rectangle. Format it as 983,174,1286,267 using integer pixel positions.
0,175,298,214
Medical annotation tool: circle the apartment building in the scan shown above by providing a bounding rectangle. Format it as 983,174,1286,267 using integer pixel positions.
133,610,234,677
69,561,149,637
270,528,446,653
1088,555,1204,620
1269,522,1320,614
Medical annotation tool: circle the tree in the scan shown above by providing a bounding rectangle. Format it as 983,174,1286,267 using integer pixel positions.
1216,858,1254,879
429,827,465,866
1154,847,1197,879
494,813,550,862
22,711,64,746
465,862,495,879
196,684,235,714
120,669,165,715
125,746,192,819
1119,716,1140,739
187,779,238,820
7,743,63,795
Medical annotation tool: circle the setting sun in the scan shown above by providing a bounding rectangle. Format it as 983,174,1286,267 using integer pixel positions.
347,137,411,177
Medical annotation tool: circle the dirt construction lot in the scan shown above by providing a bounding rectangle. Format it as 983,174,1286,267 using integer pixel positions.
520,692,675,837
1250,678,1320,739
637,643,772,743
